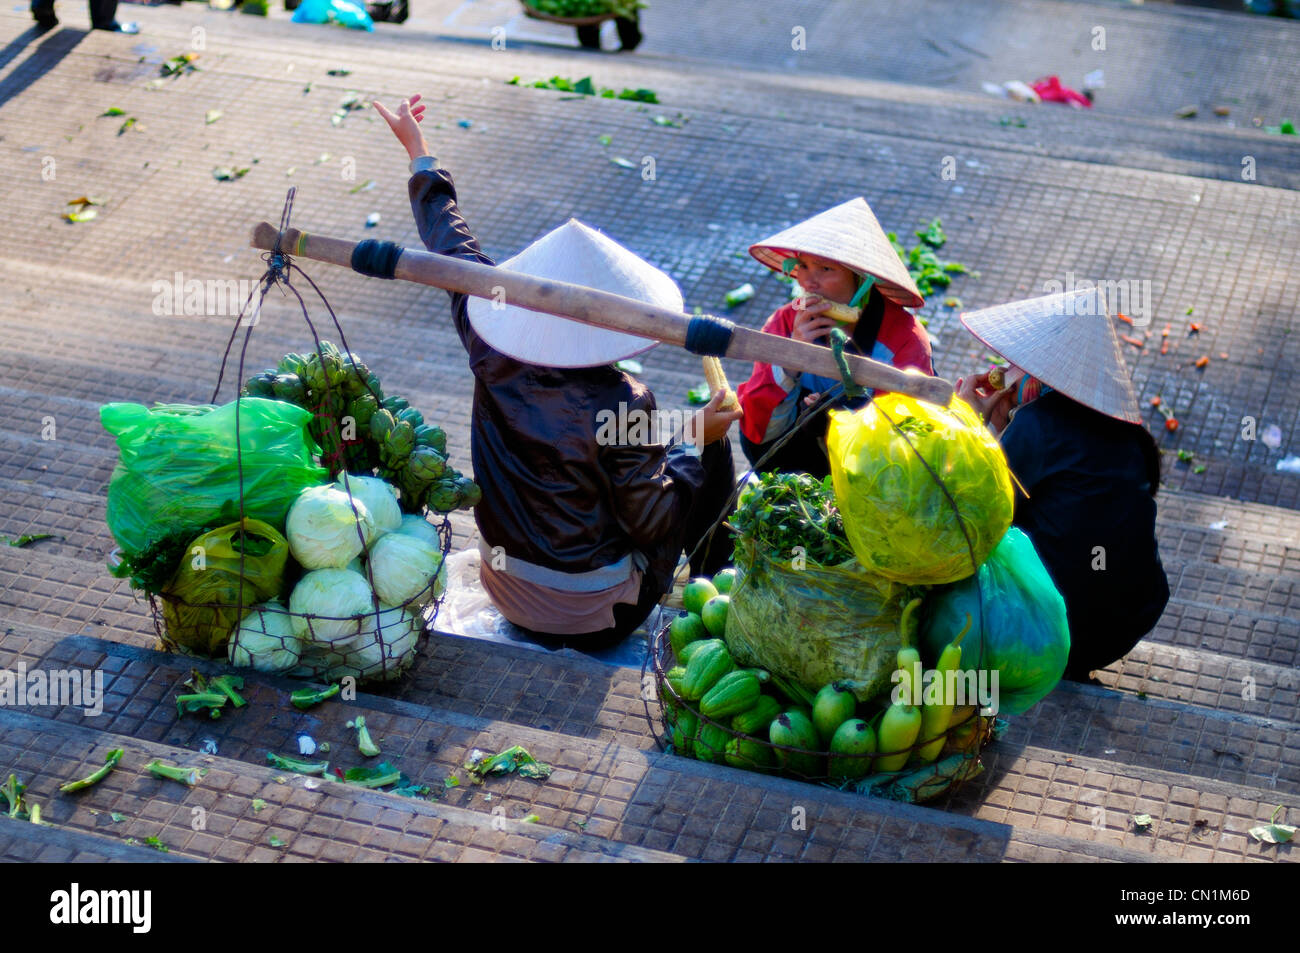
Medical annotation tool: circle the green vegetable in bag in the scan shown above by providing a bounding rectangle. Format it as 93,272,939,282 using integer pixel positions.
919,528,1070,716
827,390,1014,586
101,399,326,577
725,540,911,702
160,519,289,656
725,471,915,701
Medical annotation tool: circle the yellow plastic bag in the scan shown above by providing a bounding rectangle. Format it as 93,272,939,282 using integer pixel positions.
827,393,1013,585
160,519,289,656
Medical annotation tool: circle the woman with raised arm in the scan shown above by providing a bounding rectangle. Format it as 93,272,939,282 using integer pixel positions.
373,95,740,652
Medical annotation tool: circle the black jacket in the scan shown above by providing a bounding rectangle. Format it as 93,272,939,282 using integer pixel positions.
1000,391,1170,674
408,167,707,588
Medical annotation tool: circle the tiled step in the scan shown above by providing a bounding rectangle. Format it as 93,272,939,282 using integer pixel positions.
0,811,193,863
0,709,687,863
4,620,1297,862
0,620,1178,863
1096,638,1299,725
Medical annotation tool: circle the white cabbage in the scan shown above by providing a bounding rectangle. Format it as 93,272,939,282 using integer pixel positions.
335,475,402,540
228,601,302,673
285,485,376,570
329,604,423,682
367,532,444,606
395,514,441,549
289,567,376,646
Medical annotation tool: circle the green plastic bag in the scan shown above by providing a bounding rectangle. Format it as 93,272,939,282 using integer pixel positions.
827,391,1014,585
102,399,326,564
919,528,1070,716
161,519,289,656
724,539,913,702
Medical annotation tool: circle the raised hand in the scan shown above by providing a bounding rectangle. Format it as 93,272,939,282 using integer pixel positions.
373,95,429,161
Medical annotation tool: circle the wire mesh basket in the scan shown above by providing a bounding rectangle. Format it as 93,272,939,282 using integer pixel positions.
129,191,473,685
643,608,999,804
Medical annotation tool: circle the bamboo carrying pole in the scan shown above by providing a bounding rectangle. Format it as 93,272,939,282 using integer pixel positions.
250,223,954,407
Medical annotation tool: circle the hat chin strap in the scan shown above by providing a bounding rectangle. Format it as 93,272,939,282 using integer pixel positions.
849,275,875,308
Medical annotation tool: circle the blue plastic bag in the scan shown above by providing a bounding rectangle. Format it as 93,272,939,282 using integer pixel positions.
919,527,1070,716
291,0,374,30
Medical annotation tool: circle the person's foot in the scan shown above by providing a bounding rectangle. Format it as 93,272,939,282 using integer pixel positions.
92,20,139,32
33,14,58,31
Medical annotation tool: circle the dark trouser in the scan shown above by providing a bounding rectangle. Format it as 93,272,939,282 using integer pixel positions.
1062,577,1170,681
32,0,119,27
519,436,737,650
740,412,832,479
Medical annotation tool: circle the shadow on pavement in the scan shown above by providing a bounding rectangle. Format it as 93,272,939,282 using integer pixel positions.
0,25,86,113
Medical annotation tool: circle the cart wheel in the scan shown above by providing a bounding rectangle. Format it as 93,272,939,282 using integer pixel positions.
615,14,641,50
576,23,602,48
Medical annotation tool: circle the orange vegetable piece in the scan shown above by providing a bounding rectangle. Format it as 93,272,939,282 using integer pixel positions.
1195,355,1210,368
1150,396,1162,408
1165,418,1180,432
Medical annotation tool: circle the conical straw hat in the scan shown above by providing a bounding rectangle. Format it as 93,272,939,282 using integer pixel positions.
466,219,681,368
959,287,1142,423
749,197,924,308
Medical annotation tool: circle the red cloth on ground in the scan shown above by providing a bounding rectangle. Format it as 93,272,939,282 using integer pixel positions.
1031,75,1091,108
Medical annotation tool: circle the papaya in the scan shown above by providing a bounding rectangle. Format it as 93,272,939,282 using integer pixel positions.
769,711,822,777
828,718,877,780
678,637,723,667
695,722,731,764
699,671,761,720
725,735,775,772
681,640,734,701
731,695,782,737
812,682,858,745
675,710,699,759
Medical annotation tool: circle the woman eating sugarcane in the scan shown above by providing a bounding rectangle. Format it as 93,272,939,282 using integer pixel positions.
736,199,935,477
373,94,740,652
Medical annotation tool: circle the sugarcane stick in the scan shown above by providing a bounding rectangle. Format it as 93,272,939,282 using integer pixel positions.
701,356,739,411
249,223,955,406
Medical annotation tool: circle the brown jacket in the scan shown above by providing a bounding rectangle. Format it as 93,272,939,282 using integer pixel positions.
409,167,707,588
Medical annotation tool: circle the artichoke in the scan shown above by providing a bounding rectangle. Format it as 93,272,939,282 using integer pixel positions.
369,409,396,442
414,425,447,455
271,372,307,406
349,393,379,432
425,479,461,513
406,447,447,483
396,407,424,429
454,476,482,509
241,373,277,399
